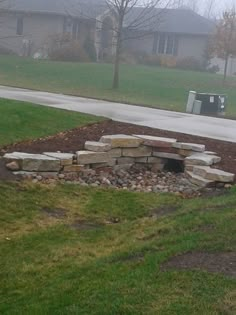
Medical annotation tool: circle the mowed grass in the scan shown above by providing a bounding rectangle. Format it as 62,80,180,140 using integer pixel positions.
0,181,236,314
0,98,103,146
0,55,236,116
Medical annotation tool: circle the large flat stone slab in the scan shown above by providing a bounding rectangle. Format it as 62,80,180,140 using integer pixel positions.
84,141,111,152
173,142,205,152
43,152,74,166
107,148,122,158
193,166,235,183
122,146,152,157
133,135,177,147
152,152,184,161
185,171,215,188
76,151,109,164
185,153,221,166
100,135,143,148
4,152,61,172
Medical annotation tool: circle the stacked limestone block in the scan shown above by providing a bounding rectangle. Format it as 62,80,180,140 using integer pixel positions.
3,134,235,188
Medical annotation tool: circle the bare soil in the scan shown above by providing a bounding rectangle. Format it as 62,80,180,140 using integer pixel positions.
1,120,236,181
161,251,236,278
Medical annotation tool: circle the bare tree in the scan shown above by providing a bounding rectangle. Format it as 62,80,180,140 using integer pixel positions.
211,7,236,82
105,0,171,89
204,0,216,19
174,0,199,13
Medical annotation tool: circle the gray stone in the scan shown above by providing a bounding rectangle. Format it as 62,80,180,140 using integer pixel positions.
117,157,135,165
76,151,109,164
185,171,215,188
4,152,61,172
185,153,221,166
100,134,143,148
122,146,152,157
91,159,116,168
135,157,148,163
147,157,166,164
204,151,217,155
152,152,184,160
84,141,111,152
193,166,235,183
107,148,122,158
133,135,177,147
43,152,74,166
172,142,205,152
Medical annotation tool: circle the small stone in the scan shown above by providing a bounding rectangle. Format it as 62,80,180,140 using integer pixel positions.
36,175,43,181
6,161,20,171
58,174,65,179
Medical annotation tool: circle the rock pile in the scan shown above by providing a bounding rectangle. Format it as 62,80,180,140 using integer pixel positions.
3,134,235,192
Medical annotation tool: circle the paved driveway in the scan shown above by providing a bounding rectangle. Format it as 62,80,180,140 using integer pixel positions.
0,85,236,143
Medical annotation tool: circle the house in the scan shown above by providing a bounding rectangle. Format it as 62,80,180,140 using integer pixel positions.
0,0,214,64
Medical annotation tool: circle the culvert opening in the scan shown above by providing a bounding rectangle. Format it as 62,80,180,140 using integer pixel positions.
164,159,184,173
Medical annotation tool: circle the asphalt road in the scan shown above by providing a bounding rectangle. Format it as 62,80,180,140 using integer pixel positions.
0,85,236,143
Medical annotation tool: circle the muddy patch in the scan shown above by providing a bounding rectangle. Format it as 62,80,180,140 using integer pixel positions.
149,205,179,218
161,251,236,278
41,207,68,219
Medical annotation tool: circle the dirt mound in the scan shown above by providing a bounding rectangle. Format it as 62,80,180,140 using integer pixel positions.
1,120,236,181
162,251,236,278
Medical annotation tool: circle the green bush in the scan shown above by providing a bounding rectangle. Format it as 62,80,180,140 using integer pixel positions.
176,57,204,71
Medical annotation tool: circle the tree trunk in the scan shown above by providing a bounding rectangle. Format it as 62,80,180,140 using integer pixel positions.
112,20,122,90
223,54,229,83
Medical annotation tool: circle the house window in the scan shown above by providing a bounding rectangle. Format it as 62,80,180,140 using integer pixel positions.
155,33,178,56
16,17,23,35
63,17,73,34
72,20,78,39
152,33,158,54
158,34,166,54
166,35,174,55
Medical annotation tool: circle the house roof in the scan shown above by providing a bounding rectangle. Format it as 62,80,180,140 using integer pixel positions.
124,7,215,35
4,0,214,35
5,0,106,19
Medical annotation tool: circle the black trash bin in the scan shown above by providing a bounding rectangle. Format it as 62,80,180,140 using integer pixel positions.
196,93,227,116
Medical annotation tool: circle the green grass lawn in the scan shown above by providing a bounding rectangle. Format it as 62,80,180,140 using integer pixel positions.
0,55,236,116
0,98,103,146
0,181,235,314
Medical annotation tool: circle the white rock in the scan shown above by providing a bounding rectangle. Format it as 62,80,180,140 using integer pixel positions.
173,142,205,152
100,135,143,148
43,152,74,166
193,166,235,183
76,151,109,164
185,153,221,166
85,141,111,152
133,135,177,147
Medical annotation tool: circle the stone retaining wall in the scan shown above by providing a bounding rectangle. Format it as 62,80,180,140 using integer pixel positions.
3,134,235,188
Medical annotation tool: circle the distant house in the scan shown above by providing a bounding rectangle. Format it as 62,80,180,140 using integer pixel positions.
0,0,214,64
